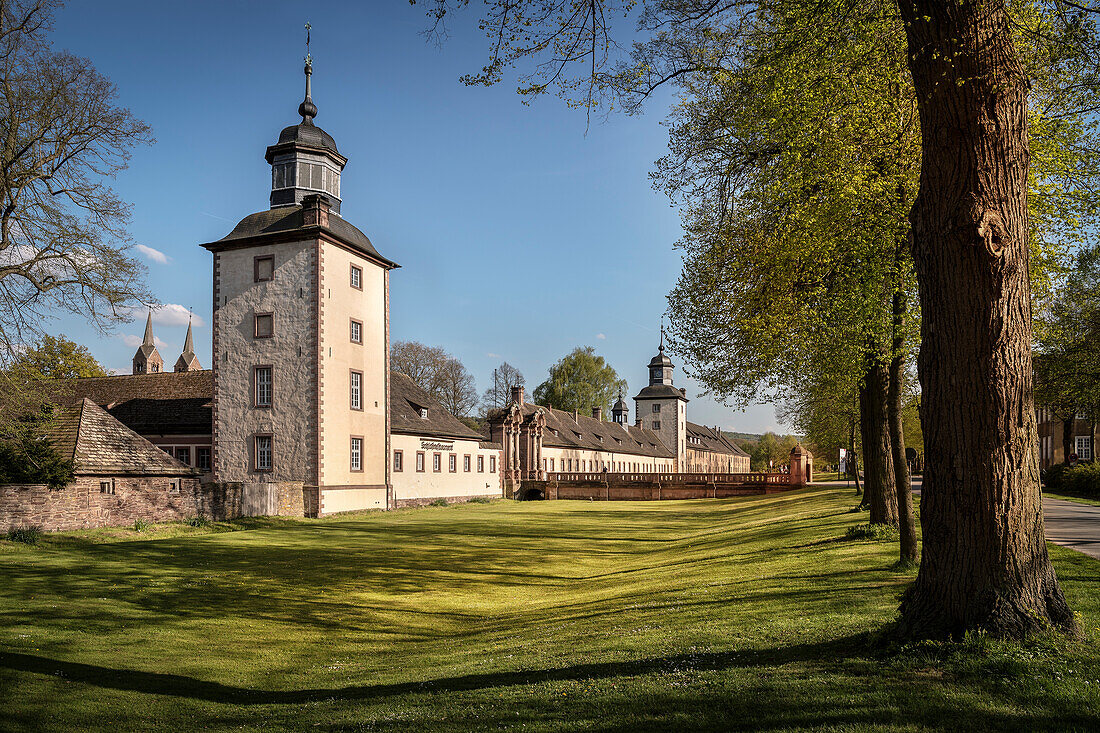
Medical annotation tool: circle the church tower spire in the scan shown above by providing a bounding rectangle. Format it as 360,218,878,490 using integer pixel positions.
133,311,164,374
174,315,202,372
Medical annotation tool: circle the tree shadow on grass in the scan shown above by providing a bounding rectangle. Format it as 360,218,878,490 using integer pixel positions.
0,635,868,706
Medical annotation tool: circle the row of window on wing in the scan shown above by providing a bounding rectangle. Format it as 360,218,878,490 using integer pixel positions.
394,451,497,474
272,162,340,197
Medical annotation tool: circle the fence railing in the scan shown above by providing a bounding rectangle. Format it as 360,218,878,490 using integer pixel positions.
545,471,791,485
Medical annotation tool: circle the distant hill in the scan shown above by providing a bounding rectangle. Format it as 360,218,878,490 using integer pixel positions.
723,431,763,442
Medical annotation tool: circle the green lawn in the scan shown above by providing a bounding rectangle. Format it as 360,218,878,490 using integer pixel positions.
1045,490,1100,507
1,488,1099,731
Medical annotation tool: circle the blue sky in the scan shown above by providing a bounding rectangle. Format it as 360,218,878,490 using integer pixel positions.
45,0,788,435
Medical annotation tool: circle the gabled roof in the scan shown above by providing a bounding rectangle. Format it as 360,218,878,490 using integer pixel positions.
49,399,195,476
686,422,750,458
57,371,214,436
505,403,675,460
390,371,484,441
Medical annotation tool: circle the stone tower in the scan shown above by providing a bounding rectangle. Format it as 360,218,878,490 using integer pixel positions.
202,50,398,514
132,312,163,374
174,318,202,372
633,332,688,472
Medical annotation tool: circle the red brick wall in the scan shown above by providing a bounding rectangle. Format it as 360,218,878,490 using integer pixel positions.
0,476,204,532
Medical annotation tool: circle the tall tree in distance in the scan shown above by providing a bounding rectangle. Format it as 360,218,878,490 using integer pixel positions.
10,334,108,380
482,361,524,412
532,346,627,415
390,340,479,416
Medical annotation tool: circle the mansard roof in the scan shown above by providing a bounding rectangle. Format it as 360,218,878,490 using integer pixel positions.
504,403,675,459
686,422,750,458
48,399,196,476
202,204,397,269
390,371,485,441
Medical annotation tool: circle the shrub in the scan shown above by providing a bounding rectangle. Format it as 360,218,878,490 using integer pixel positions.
131,519,151,532
429,498,449,507
0,435,75,490
1041,464,1068,491
186,515,211,528
845,523,900,541
1062,462,1100,497
468,497,492,504
5,525,43,545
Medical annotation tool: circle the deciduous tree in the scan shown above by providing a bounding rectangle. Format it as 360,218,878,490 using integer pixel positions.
532,346,627,414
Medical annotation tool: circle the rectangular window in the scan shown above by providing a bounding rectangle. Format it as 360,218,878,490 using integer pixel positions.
197,447,211,472
254,434,273,472
653,420,661,430
394,450,404,472
311,163,322,189
449,454,457,473
254,365,273,407
490,456,497,473
350,370,363,410
99,480,115,495
1076,436,1093,461
350,264,362,289
175,447,191,465
416,451,425,472
464,455,471,472
254,313,274,338
169,479,180,495
477,455,484,473
350,319,362,344
433,453,442,472
298,162,309,187
254,255,274,282
652,404,661,413
350,437,363,471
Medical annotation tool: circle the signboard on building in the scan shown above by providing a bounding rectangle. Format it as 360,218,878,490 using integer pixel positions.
421,440,454,452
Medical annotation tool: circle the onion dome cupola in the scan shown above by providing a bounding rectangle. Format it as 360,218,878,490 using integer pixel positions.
648,330,674,386
133,311,164,375
612,392,629,425
265,43,347,215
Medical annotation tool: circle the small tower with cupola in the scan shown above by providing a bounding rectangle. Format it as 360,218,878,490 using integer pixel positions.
633,329,688,471
611,392,629,426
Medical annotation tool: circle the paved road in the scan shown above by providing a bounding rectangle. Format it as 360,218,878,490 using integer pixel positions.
826,477,1100,560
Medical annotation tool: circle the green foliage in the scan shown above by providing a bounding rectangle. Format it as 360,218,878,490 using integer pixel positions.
11,335,108,380
467,497,492,504
185,516,211,528
5,525,42,545
0,429,75,490
748,432,799,471
131,519,151,532
845,523,900,541
1044,462,1100,497
428,498,449,507
532,346,628,414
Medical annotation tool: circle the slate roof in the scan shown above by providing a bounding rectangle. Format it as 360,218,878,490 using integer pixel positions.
49,399,195,476
57,371,214,436
274,121,340,156
634,384,689,401
390,371,485,442
518,403,675,459
686,422,751,458
203,205,397,269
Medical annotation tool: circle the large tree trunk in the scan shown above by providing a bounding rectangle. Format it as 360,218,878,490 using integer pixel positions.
1061,414,1075,465
896,0,1075,639
888,291,918,564
859,357,899,526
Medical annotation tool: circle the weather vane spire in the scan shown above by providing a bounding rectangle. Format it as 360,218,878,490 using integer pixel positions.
659,317,665,351
299,22,317,123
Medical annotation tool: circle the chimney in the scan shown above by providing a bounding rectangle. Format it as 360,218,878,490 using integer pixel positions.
511,385,525,406
573,409,578,422
302,193,330,228
592,406,602,421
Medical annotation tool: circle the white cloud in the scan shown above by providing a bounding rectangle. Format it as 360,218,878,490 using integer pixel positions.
117,334,169,349
596,333,607,340
123,304,204,328
486,352,501,358
135,244,170,264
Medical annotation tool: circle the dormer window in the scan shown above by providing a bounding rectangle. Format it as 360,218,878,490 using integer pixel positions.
420,408,428,419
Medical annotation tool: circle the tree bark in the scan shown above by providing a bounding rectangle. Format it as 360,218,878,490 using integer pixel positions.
859,357,899,526
896,0,1075,639
888,291,918,563
1061,414,1075,465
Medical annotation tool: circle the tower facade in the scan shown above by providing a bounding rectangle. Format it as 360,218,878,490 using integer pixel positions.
174,319,202,372
132,312,164,374
633,339,688,472
202,56,398,514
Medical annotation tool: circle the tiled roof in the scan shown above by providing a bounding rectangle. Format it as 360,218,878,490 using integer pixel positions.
521,404,675,459
390,371,485,441
48,399,195,476
686,422,750,458
56,371,214,436
635,384,689,401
